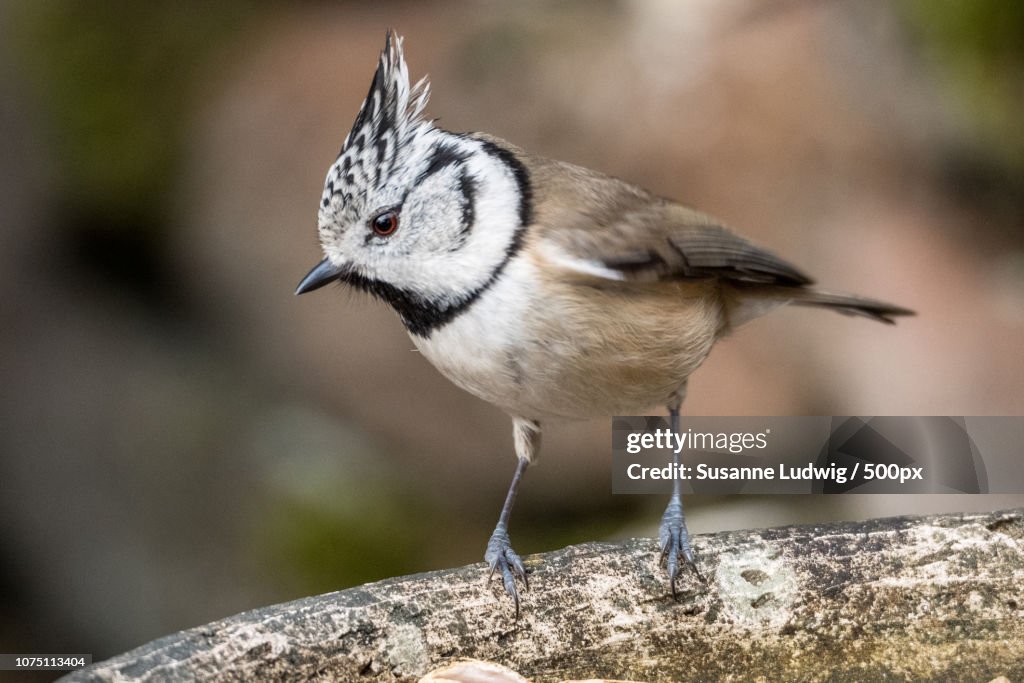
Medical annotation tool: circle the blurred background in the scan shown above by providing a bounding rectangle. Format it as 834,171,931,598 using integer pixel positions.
2,0,1023,666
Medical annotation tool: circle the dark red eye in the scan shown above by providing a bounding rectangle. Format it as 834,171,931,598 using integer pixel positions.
371,210,399,237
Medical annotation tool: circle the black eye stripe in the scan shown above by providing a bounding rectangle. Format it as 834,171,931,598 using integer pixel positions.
414,143,470,188
449,169,477,251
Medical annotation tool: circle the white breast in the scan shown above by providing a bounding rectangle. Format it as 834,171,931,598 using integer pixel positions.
411,256,540,417
411,253,726,421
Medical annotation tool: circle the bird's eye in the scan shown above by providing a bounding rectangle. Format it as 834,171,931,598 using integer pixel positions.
371,210,399,237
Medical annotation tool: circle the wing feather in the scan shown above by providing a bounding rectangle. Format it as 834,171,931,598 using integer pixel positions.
531,156,812,287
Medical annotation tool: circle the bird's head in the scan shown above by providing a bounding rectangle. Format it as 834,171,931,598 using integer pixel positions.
296,31,531,337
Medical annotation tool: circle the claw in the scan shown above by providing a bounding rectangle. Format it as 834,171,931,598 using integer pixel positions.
485,525,527,617
659,497,701,598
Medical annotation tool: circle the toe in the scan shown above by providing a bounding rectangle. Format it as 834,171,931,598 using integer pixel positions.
506,548,527,585
498,563,520,617
484,531,528,613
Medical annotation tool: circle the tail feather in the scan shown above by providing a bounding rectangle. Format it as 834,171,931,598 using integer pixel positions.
790,289,915,325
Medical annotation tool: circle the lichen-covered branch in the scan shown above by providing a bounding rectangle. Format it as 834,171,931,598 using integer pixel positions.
67,509,1024,682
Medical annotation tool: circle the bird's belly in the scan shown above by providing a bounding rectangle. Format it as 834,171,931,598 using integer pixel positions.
412,260,726,420
521,277,726,418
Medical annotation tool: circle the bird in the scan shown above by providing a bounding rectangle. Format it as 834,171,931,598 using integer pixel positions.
295,32,914,613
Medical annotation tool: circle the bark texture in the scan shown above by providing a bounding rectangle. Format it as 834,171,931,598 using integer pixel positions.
67,509,1024,682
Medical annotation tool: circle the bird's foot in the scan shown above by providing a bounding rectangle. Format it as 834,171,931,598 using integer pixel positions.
659,496,702,597
485,524,527,616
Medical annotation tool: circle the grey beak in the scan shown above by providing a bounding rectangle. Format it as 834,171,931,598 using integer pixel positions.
295,258,346,295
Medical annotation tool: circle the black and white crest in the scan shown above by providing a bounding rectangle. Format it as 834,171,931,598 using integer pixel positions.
320,31,432,215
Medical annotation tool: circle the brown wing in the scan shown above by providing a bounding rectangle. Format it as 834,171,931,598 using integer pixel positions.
599,216,812,286
529,155,812,287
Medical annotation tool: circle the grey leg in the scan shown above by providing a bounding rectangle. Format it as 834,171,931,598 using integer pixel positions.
485,456,529,615
658,396,702,596
484,420,538,615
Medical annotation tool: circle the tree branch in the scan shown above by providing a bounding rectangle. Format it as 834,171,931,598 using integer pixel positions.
67,509,1024,682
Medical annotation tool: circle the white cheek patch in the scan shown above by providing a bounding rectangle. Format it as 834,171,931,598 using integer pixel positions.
401,166,468,252
368,137,524,303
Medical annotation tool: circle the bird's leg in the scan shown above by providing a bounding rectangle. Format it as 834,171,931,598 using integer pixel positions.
659,394,702,596
485,457,529,615
484,419,538,616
